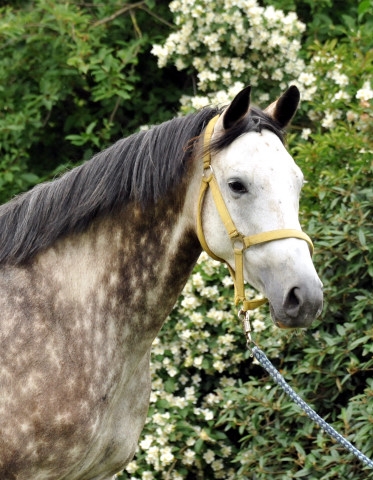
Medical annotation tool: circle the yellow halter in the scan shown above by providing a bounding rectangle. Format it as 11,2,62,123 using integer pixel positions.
196,115,314,312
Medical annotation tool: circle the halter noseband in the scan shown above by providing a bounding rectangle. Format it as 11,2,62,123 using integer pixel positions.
196,115,314,312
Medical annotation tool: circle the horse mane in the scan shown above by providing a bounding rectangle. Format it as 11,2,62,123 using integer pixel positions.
0,106,283,265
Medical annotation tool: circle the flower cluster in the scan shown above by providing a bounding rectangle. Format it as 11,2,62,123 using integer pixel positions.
293,42,372,134
118,253,277,479
152,0,306,111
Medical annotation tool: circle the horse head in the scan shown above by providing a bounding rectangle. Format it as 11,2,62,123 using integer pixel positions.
197,85,323,328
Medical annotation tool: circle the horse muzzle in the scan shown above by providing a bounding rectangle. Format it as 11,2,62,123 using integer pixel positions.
269,281,324,329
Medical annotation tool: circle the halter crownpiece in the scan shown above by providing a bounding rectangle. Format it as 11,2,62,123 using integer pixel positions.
196,115,314,312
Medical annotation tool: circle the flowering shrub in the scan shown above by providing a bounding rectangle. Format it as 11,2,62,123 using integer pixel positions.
292,33,373,134
152,0,306,111
0,1,182,203
119,2,373,479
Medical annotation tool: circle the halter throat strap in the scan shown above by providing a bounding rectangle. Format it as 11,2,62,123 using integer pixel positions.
196,114,314,312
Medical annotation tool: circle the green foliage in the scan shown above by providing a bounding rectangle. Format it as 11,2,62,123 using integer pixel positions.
260,0,373,45
119,3,373,479
0,0,184,202
0,1,372,479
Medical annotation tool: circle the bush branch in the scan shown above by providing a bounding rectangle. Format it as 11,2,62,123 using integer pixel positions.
92,1,146,27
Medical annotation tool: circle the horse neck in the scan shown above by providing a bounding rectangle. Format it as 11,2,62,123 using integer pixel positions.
33,159,202,347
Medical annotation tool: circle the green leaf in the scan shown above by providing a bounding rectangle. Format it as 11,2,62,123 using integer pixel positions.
357,229,366,247
19,172,39,183
194,438,204,453
358,0,372,15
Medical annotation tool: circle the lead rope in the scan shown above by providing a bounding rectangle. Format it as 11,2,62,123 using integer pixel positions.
240,310,373,470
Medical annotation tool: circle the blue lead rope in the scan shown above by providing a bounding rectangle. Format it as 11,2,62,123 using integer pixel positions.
240,314,373,470
251,345,373,470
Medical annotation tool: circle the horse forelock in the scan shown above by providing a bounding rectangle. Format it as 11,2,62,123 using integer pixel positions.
0,104,282,265
210,106,285,153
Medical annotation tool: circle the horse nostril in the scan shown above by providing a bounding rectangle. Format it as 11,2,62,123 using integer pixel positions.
284,287,302,318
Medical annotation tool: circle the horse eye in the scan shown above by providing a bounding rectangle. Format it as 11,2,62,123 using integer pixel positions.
228,181,248,194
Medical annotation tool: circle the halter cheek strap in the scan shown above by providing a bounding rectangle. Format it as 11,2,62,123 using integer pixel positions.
197,115,314,312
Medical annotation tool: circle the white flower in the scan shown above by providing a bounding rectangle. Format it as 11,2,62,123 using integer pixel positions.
200,285,219,299
191,96,210,110
230,57,245,74
193,57,206,70
259,92,270,103
333,90,351,102
272,70,284,81
213,359,225,372
169,0,180,13
264,5,283,24
150,391,158,403
167,366,178,377
192,373,201,383
152,413,165,425
205,33,221,52
187,434,198,445
182,279,193,293
171,395,188,408
221,376,235,387
219,333,234,344
139,435,153,450
221,445,232,457
151,44,169,67
160,446,174,465
207,308,225,321
331,71,349,87
298,72,316,86
181,295,200,310
142,472,153,480
125,461,138,474
192,272,204,289
301,128,312,140
302,85,317,102
180,329,192,340
198,70,218,83
356,81,373,101
222,275,234,287
193,355,203,367
175,58,186,70
346,110,358,122
190,312,205,326
201,257,221,275
222,71,232,86
184,449,196,465
212,459,224,471
198,251,209,263
214,90,230,105
202,408,214,420
204,393,220,405
147,445,159,464
228,81,245,98
321,111,336,129
203,449,215,464
185,386,197,402
172,472,184,480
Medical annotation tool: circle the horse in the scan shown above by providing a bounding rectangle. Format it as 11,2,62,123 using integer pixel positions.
0,85,323,479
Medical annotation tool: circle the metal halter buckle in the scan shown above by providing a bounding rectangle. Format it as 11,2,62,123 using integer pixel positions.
202,165,214,179
238,309,254,350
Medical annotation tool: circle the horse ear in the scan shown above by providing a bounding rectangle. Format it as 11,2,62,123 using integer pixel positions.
222,85,251,130
264,85,300,128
